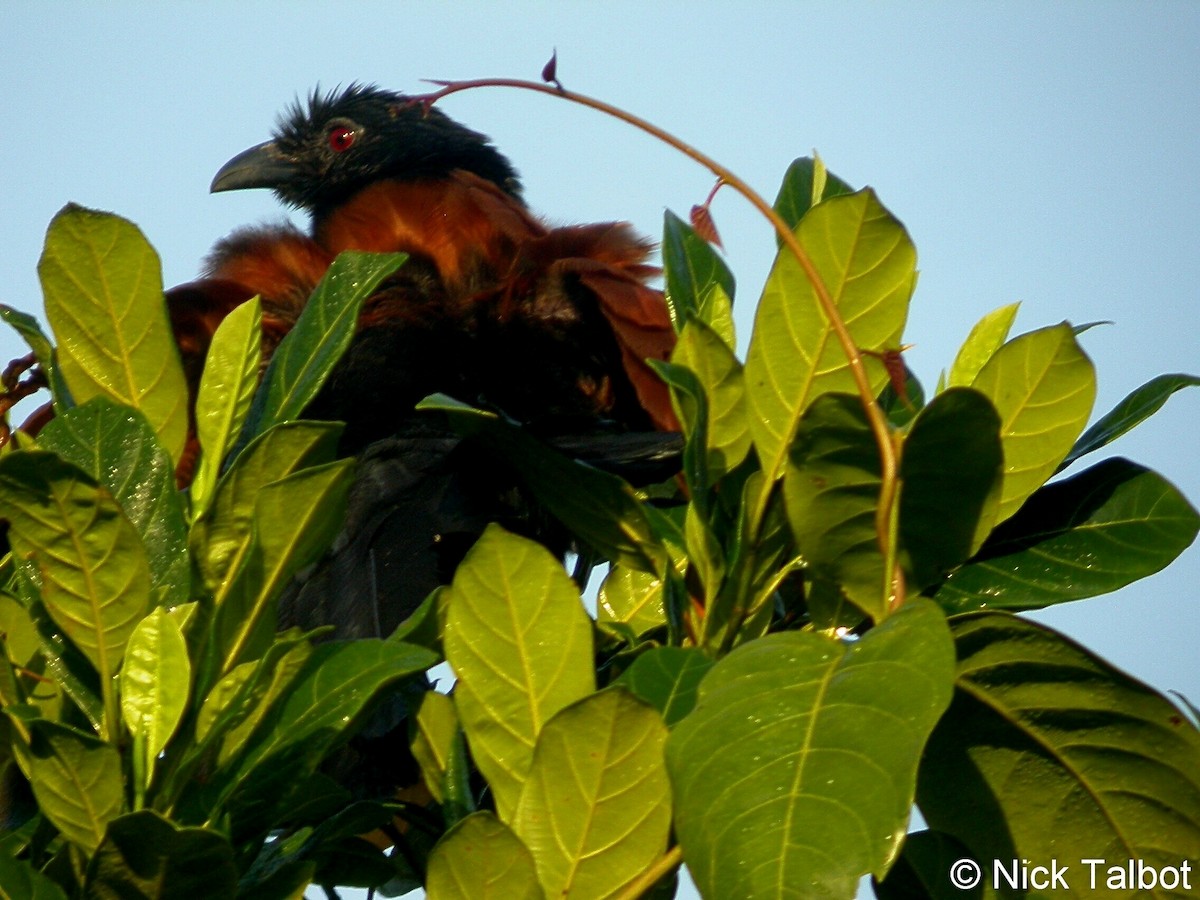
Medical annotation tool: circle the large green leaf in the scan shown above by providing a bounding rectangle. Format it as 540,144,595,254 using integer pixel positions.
662,209,735,330
898,387,1003,588
783,393,887,622
514,688,671,899
119,607,190,786
615,646,713,727
0,451,151,683
23,719,123,854
771,156,855,239
918,613,1200,896
239,250,406,443
666,599,955,899
38,398,190,606
970,323,1096,523
422,396,668,574
935,457,1199,612
426,812,542,900
1060,372,1200,470
38,205,188,461
946,302,1021,389
84,810,237,900
191,295,262,517
745,188,914,486
444,525,595,821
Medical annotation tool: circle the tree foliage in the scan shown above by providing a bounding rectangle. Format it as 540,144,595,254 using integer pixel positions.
0,156,1196,900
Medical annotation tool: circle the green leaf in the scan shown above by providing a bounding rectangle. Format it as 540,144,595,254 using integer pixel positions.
514,688,671,899
615,646,713,727
0,303,73,410
422,396,667,574
426,812,542,900
239,250,405,443
666,599,955,899
38,205,188,461
918,613,1200,887
670,318,752,481
38,398,190,606
947,302,1021,389
873,831,983,900
191,296,262,517
935,457,1199,613
783,393,887,622
662,209,735,330
597,565,665,637
1061,372,1200,470
899,387,1003,588
444,525,595,821
119,607,190,775
211,458,355,678
226,638,435,839
189,420,342,592
24,719,123,853
970,323,1096,523
698,282,737,350
85,810,237,900
0,451,151,682
410,690,458,806
745,188,914,488
772,155,855,238
0,851,70,900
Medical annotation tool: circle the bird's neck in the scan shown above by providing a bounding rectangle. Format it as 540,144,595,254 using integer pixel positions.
312,173,542,288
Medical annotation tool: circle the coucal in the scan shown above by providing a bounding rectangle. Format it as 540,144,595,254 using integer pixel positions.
165,85,681,641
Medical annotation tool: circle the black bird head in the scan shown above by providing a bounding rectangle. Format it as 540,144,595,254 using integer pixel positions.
211,84,522,219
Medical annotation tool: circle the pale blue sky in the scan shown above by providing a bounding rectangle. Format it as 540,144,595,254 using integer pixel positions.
4,4,1199,897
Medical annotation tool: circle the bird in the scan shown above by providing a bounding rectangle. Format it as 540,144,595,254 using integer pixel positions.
167,84,682,640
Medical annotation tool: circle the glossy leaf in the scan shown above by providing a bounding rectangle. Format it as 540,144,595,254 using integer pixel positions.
444,525,595,820
514,688,671,899
935,457,1199,613
1061,372,1200,469
426,812,542,900
38,397,190,606
783,393,887,621
745,188,914,487
772,155,854,238
597,565,665,636
192,295,262,516
918,613,1200,885
25,719,123,853
970,323,1096,523
667,600,955,899
85,810,237,899
947,302,1021,389
119,607,190,770
616,646,713,727
899,387,1003,588
421,396,667,573
0,451,151,680
38,205,188,461
239,250,405,443
662,209,735,330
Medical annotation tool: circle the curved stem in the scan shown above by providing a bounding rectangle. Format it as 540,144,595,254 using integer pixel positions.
420,77,902,605
613,845,684,900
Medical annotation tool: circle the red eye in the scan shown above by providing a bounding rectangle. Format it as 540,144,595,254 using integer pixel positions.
328,126,356,153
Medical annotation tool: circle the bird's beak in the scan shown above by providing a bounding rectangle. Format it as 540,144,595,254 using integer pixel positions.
210,140,299,193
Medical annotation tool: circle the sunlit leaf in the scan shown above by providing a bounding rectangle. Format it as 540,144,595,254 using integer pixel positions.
935,457,1199,613
919,613,1200,887
411,690,458,806
970,323,1096,524
444,525,594,820
38,205,188,461
597,565,665,636
667,600,955,898
24,719,123,853
426,812,542,900
515,688,671,899
119,607,190,781
947,302,1021,389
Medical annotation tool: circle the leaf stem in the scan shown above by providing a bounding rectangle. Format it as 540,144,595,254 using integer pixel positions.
614,845,684,900
418,77,902,607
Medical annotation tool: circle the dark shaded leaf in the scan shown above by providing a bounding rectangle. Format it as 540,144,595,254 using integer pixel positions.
873,831,983,900
772,156,855,238
935,457,1199,613
616,646,713,726
0,304,72,410
662,210,736,330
